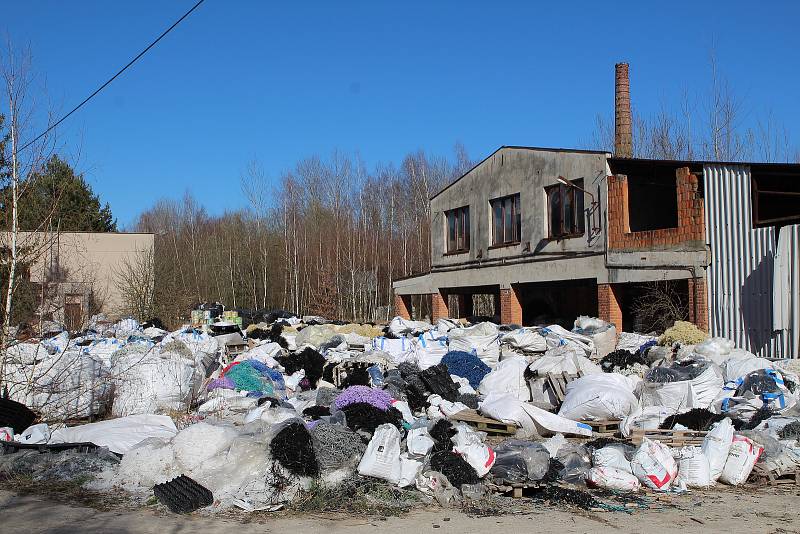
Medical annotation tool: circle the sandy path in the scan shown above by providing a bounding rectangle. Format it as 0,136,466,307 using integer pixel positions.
2,486,799,534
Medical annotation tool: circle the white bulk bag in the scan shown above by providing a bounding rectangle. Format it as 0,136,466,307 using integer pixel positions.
631,437,678,491
448,323,501,367
478,355,530,401
702,418,734,482
372,337,416,364
587,467,640,492
676,446,712,487
592,445,633,474
501,328,547,353
558,373,639,421
414,336,448,370
719,435,763,486
358,423,402,483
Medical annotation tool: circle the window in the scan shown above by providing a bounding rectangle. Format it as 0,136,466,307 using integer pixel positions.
446,206,470,253
546,179,585,238
752,172,800,227
490,193,521,246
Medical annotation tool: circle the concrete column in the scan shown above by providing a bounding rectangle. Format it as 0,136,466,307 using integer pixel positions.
687,277,709,331
597,283,623,332
394,293,412,320
431,291,449,322
499,286,523,325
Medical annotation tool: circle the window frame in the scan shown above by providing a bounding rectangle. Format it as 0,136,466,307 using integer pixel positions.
489,193,521,247
546,179,586,239
445,205,470,254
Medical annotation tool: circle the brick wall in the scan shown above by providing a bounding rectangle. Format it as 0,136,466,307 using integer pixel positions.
431,291,449,322
499,286,523,325
597,283,623,332
687,277,709,331
608,167,705,250
394,293,411,320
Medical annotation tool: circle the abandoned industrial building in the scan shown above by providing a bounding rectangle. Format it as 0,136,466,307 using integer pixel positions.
393,64,800,359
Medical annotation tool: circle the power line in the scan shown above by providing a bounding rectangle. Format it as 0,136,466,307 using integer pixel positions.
19,0,205,153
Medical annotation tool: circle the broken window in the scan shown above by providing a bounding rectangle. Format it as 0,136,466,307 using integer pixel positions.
445,205,470,253
752,171,800,227
546,179,585,238
490,193,521,246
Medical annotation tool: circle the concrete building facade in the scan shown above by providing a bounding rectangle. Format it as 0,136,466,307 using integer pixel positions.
393,64,800,358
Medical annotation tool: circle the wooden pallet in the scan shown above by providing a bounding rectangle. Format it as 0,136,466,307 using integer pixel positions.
486,480,542,498
631,428,707,446
580,419,621,437
545,370,584,406
451,409,517,436
749,464,800,486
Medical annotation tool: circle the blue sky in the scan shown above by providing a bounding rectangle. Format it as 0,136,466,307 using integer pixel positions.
4,1,799,227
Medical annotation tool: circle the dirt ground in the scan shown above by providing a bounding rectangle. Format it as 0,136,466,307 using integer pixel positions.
2,485,799,534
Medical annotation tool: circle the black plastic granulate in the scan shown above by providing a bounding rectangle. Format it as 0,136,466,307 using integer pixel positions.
429,419,456,452
599,349,646,372
583,437,629,450
660,408,726,431
430,451,479,488
420,364,460,402
542,458,565,483
302,405,331,419
340,402,403,434
153,475,213,514
528,485,599,510
276,347,326,387
269,422,319,477
457,393,480,410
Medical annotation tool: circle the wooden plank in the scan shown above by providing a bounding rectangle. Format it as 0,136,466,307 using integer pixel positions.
451,410,517,435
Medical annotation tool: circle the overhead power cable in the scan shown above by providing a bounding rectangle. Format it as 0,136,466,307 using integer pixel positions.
19,0,205,153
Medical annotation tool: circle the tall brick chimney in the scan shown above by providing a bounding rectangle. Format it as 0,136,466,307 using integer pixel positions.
614,62,632,158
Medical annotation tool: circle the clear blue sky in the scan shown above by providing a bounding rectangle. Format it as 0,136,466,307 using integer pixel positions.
5,1,800,228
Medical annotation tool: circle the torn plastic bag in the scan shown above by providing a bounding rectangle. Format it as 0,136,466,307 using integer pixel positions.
639,363,723,412
49,414,178,455
573,316,617,359
490,439,550,483
479,392,592,438
451,422,495,477
407,426,435,458
415,470,458,505
556,443,592,485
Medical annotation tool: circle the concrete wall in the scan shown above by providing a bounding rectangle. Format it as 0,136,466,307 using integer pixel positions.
431,147,610,269
2,231,154,321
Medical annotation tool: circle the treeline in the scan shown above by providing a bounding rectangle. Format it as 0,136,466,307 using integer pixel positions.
129,146,473,327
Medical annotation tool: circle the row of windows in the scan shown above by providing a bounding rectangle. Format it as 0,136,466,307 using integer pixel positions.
445,179,586,254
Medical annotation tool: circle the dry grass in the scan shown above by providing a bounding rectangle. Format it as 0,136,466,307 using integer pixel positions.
1,473,135,512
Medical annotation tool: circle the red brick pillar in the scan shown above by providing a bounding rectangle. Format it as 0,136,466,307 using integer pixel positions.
394,293,412,320
431,291,449,322
597,283,623,332
499,286,523,325
687,277,709,331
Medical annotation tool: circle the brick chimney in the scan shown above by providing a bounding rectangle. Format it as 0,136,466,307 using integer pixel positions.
614,62,632,158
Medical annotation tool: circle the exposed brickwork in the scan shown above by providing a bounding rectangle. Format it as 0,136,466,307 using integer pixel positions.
394,293,412,320
687,277,709,332
431,291,449,322
608,167,705,251
597,283,623,332
499,287,523,325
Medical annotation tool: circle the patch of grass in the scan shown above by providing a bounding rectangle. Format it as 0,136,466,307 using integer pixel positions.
2,473,133,512
288,477,423,517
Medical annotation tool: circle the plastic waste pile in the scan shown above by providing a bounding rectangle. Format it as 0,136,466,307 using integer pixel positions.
1,312,799,514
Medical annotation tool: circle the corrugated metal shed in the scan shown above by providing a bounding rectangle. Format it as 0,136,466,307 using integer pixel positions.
704,164,797,358
773,224,800,358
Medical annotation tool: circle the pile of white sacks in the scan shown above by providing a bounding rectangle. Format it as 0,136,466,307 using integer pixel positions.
2,313,800,510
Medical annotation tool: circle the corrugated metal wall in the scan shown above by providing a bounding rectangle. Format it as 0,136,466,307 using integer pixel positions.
704,164,797,358
774,224,800,358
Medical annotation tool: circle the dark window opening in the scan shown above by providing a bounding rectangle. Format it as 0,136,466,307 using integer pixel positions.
546,179,585,238
490,193,521,246
627,174,679,231
445,206,470,253
752,172,800,227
